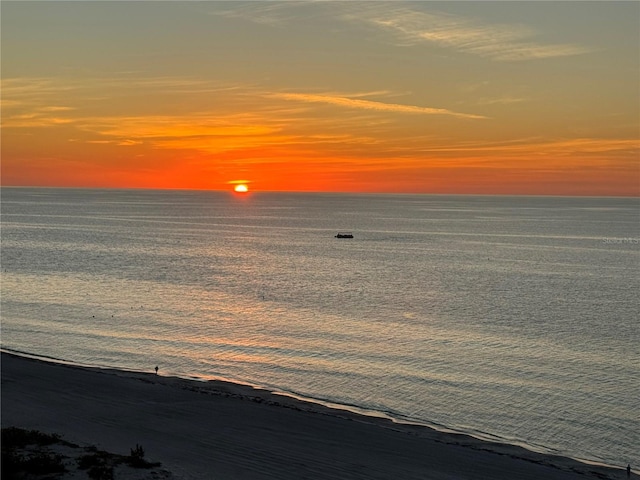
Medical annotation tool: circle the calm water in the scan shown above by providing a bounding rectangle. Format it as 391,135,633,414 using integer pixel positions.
1,187,638,469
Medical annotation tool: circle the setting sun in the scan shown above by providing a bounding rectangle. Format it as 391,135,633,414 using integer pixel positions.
234,184,249,193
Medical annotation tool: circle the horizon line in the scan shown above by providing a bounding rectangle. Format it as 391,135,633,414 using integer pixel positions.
2,185,638,199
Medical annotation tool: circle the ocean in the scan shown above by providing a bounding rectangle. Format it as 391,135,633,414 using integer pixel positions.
1,187,638,470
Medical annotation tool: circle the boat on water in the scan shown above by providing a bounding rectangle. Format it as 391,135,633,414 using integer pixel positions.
335,232,354,238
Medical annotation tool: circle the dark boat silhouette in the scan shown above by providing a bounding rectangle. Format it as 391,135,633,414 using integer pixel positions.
335,232,354,238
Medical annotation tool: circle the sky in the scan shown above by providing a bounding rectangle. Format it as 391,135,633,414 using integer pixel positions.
1,1,639,195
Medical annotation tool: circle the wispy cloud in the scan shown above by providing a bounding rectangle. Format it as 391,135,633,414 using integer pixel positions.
210,1,327,26
2,108,76,128
344,5,592,61
474,96,527,106
268,92,487,120
410,137,640,156
70,111,380,155
83,114,280,139
212,2,591,62
2,76,385,154
1,76,245,106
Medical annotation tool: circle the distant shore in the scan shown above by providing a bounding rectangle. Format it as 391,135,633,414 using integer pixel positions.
1,352,631,480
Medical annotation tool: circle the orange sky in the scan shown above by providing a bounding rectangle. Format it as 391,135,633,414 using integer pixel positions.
2,2,639,195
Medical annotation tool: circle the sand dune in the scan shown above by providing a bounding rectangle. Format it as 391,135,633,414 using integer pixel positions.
1,352,629,480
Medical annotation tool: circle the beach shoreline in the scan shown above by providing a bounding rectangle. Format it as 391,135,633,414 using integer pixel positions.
1,351,631,479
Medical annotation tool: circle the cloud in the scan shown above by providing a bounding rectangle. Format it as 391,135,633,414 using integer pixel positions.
212,2,592,62
85,115,280,139
1,76,245,106
39,106,75,112
2,112,76,128
2,76,385,154
72,112,377,154
475,96,527,106
210,1,323,26
346,5,592,61
268,92,487,119
413,137,640,156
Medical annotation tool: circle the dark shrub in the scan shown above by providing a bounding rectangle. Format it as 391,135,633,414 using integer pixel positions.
127,443,159,468
1,450,66,476
1,427,67,477
1,427,62,448
78,452,108,470
88,464,115,480
22,451,66,475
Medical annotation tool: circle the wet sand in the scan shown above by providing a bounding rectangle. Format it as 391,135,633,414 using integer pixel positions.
1,352,629,479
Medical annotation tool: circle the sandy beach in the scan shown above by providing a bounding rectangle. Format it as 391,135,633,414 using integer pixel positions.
1,352,630,480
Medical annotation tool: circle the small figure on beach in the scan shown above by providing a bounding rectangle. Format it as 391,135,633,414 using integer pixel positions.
154,366,159,375
628,464,631,478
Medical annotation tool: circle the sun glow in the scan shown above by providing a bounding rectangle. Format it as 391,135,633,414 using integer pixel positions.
234,184,249,193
